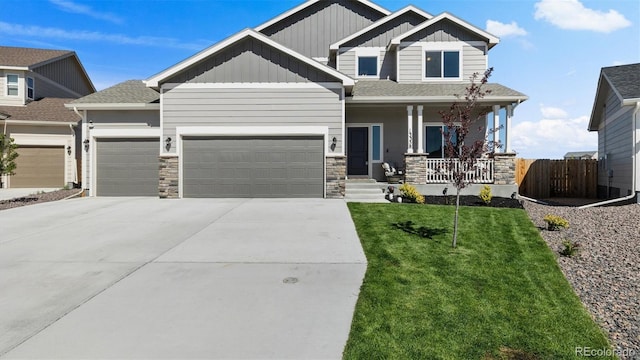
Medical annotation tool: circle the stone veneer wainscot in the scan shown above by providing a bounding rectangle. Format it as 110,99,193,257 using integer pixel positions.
326,156,346,198
159,156,179,199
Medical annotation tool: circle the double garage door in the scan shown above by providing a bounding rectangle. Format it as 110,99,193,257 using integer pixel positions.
95,136,324,198
11,146,65,188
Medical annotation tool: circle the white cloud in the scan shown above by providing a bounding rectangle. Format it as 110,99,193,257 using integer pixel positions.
534,0,631,33
512,114,597,158
0,22,209,51
49,0,124,24
540,105,568,119
486,20,528,38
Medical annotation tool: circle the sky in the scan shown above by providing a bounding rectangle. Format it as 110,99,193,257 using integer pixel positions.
1,0,639,159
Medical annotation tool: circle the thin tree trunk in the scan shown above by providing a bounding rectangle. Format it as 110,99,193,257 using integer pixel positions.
452,189,460,248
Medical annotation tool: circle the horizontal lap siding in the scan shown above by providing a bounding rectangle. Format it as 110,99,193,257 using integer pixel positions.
463,44,486,79
163,87,343,152
398,45,422,82
338,50,356,77
339,49,396,80
404,19,485,42
599,93,633,192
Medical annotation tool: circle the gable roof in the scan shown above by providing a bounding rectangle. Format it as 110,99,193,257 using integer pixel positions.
144,29,354,88
67,80,160,110
588,63,640,131
0,98,81,124
389,12,500,48
254,0,390,32
329,5,432,51
0,46,73,69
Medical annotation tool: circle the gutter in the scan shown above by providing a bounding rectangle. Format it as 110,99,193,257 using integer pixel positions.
0,119,78,126
579,101,640,209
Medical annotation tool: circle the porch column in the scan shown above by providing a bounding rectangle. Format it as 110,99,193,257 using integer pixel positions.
417,105,424,153
493,105,500,152
505,104,513,153
406,105,414,153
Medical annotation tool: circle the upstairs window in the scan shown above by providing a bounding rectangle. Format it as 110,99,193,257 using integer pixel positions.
425,51,460,79
27,77,34,100
6,74,18,96
357,56,378,77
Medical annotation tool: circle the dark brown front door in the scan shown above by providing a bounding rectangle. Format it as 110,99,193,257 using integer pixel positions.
347,127,368,175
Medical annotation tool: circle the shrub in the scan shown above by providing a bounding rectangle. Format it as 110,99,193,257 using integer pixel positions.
559,240,580,257
543,214,569,231
479,185,492,205
399,183,425,204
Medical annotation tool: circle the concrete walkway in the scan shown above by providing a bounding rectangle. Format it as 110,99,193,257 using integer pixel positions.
0,197,367,359
0,188,59,201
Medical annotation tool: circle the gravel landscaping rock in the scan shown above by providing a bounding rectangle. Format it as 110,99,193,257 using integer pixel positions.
523,201,640,359
0,189,82,211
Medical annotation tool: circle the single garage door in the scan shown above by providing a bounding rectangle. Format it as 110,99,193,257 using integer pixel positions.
11,146,65,188
183,136,324,198
96,138,159,196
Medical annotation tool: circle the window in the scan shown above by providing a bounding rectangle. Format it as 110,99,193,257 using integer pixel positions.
425,125,458,158
27,77,34,100
358,56,378,77
372,125,382,161
425,51,460,79
6,74,18,96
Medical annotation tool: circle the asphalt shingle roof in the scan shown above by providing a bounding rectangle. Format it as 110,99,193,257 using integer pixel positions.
602,63,640,100
0,46,73,68
351,80,527,98
0,98,80,123
70,80,160,104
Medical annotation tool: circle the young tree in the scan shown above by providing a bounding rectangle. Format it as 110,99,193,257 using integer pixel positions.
439,68,500,248
0,133,19,187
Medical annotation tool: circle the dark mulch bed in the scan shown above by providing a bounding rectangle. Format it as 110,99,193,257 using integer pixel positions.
0,189,82,211
423,195,524,209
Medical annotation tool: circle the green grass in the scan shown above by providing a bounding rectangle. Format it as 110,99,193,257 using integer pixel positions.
343,203,613,360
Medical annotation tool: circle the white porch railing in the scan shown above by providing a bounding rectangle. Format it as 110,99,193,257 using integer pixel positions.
425,159,494,184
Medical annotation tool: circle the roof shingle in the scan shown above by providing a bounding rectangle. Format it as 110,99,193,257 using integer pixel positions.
70,80,160,104
351,80,527,99
0,98,80,123
602,63,640,100
0,46,73,68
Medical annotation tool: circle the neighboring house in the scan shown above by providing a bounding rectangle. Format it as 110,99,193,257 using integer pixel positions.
563,151,597,160
0,46,95,188
68,0,527,199
588,63,640,199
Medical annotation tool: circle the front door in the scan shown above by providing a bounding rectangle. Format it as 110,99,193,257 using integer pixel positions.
347,127,368,175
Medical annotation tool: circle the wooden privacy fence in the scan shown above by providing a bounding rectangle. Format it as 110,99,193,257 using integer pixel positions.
516,159,598,198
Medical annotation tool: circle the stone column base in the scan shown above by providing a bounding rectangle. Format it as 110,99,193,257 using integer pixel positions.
159,156,179,199
326,156,346,198
493,153,517,185
404,153,428,185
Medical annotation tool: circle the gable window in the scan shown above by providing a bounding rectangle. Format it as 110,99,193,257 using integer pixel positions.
6,74,18,96
358,56,378,76
425,125,458,158
425,51,460,79
27,77,34,100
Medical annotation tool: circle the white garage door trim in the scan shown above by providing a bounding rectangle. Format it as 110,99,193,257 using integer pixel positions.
90,128,160,196
176,126,329,198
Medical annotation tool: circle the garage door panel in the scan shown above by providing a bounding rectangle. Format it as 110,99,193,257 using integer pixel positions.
96,138,159,196
183,136,323,198
11,146,65,188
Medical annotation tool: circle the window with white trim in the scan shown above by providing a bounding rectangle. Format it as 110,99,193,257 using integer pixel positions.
371,124,383,162
358,56,378,77
425,51,460,79
27,77,34,100
425,125,458,158
6,74,18,96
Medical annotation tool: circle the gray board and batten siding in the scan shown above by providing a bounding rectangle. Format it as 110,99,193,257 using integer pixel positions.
341,11,428,48
398,43,486,83
162,87,343,154
259,0,387,58
598,86,633,195
182,136,324,198
33,55,94,96
95,138,160,196
403,18,487,43
163,37,340,84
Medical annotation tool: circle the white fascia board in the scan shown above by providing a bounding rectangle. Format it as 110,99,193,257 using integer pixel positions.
588,73,607,131
90,128,161,138
64,103,160,110
347,95,528,104
162,82,344,90
0,119,77,126
145,29,354,88
0,66,29,71
390,12,500,47
623,98,640,106
255,0,390,32
329,5,432,51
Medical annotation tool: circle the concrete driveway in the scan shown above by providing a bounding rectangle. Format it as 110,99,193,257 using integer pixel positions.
0,197,367,359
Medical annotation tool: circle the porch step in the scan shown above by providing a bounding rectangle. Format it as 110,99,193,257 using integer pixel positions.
344,179,388,203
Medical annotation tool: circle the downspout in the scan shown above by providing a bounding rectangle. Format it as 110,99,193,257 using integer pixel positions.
579,101,640,209
69,123,78,185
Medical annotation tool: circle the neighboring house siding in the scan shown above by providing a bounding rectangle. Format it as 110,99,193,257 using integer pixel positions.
342,12,426,48
397,42,486,83
0,70,26,105
404,19,485,42
598,88,634,195
259,0,384,58
87,110,160,129
31,72,79,99
162,86,343,153
338,48,396,80
32,56,93,96
164,38,337,84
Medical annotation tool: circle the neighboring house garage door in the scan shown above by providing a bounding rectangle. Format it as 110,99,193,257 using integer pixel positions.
11,146,65,188
96,138,159,196
183,136,324,198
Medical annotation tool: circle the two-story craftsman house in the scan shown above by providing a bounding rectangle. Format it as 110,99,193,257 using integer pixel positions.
68,0,527,198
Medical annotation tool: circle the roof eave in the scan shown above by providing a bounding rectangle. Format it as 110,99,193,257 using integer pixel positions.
347,95,528,104
64,103,161,110
390,12,500,46
0,119,78,126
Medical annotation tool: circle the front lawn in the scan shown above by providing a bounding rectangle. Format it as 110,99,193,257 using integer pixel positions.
344,203,613,359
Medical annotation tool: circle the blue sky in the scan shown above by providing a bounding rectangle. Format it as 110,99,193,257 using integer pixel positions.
2,0,639,159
